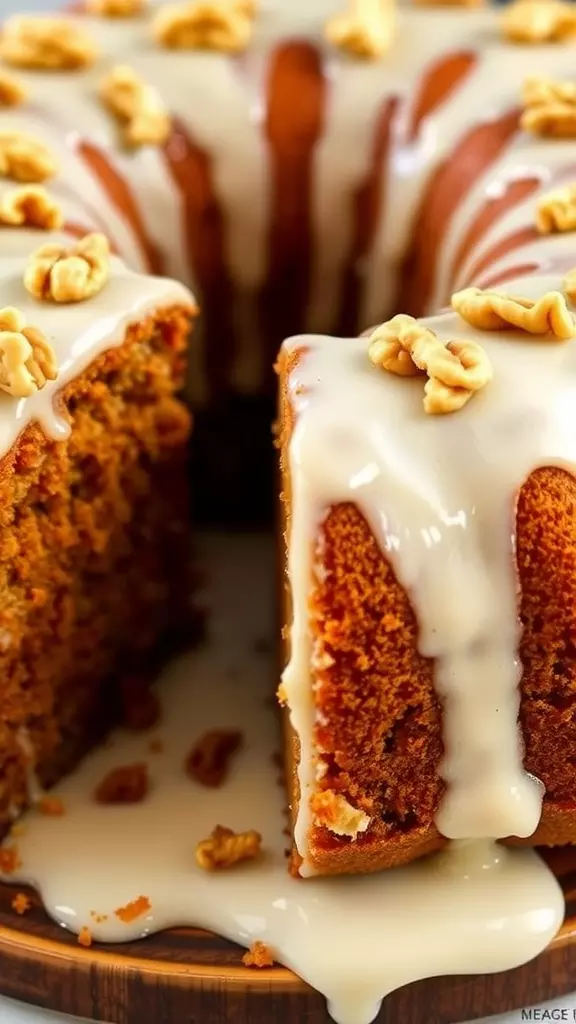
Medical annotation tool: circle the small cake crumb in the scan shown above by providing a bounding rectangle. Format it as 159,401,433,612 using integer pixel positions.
78,927,92,948
242,941,274,968
38,795,65,816
0,846,21,875
94,763,149,804
195,825,262,871
185,728,243,787
90,911,109,923
114,895,151,923
11,892,31,915
310,789,371,839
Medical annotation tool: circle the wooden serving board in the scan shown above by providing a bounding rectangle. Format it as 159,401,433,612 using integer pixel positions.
0,848,575,1024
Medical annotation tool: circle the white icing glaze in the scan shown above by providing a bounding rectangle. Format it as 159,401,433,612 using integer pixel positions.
283,268,576,868
5,2,576,398
0,535,564,1024
0,2,575,1020
0,250,191,454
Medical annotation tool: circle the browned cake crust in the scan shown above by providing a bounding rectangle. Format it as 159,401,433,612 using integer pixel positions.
0,305,194,834
278,347,576,876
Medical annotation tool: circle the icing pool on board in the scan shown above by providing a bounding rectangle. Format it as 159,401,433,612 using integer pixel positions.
0,534,563,1024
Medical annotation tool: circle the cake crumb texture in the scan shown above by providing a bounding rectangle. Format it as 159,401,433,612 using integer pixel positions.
0,305,192,835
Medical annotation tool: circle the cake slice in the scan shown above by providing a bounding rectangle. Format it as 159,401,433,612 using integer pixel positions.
278,280,576,877
0,236,195,833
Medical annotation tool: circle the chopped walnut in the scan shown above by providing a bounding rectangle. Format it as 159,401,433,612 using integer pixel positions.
100,65,171,149
0,186,62,230
0,72,26,107
0,307,58,399
0,133,57,184
114,895,151,922
94,763,149,804
1,16,98,71
502,0,576,42
536,184,576,234
11,892,31,915
24,233,111,304
242,941,274,968
325,0,396,59
195,825,262,871
0,846,21,874
521,77,576,138
38,795,65,816
87,0,147,14
78,927,92,948
185,729,243,787
452,286,575,339
310,789,371,838
152,0,254,52
369,313,493,415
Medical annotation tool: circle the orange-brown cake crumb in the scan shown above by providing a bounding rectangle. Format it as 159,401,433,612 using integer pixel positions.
11,892,31,915
185,729,243,787
90,910,108,923
114,895,151,923
94,763,149,804
38,795,65,816
78,927,92,948
0,304,194,839
195,826,262,871
242,941,275,968
0,846,21,874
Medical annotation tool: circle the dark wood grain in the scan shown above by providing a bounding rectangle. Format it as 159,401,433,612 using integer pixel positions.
0,847,575,1023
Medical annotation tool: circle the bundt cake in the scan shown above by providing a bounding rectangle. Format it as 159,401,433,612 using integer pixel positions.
0,0,576,1019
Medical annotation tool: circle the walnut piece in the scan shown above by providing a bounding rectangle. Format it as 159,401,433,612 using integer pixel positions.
369,313,493,415
310,789,371,838
195,825,262,870
0,72,26,107
521,77,576,138
325,0,396,59
24,233,111,304
38,795,65,816
114,896,151,922
152,0,254,52
502,0,576,42
100,65,171,149
1,16,98,71
536,184,576,234
11,892,31,915
0,186,62,230
0,133,57,184
0,307,58,399
452,286,575,339
185,729,243,787
242,941,274,968
94,763,149,804
87,0,147,14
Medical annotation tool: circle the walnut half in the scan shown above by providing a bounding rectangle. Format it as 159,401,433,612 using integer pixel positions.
24,233,111,304
0,306,58,399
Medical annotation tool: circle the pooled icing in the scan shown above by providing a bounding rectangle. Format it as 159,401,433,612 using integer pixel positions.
0,535,564,1024
0,1,575,1021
